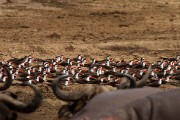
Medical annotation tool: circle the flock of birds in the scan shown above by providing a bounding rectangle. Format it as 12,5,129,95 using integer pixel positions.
0,55,180,88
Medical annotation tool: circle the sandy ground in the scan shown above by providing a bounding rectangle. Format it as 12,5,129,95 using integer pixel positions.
0,0,180,120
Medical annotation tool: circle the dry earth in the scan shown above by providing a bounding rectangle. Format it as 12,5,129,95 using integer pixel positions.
0,0,180,120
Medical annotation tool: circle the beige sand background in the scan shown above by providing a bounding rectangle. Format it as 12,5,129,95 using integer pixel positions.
0,0,179,120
